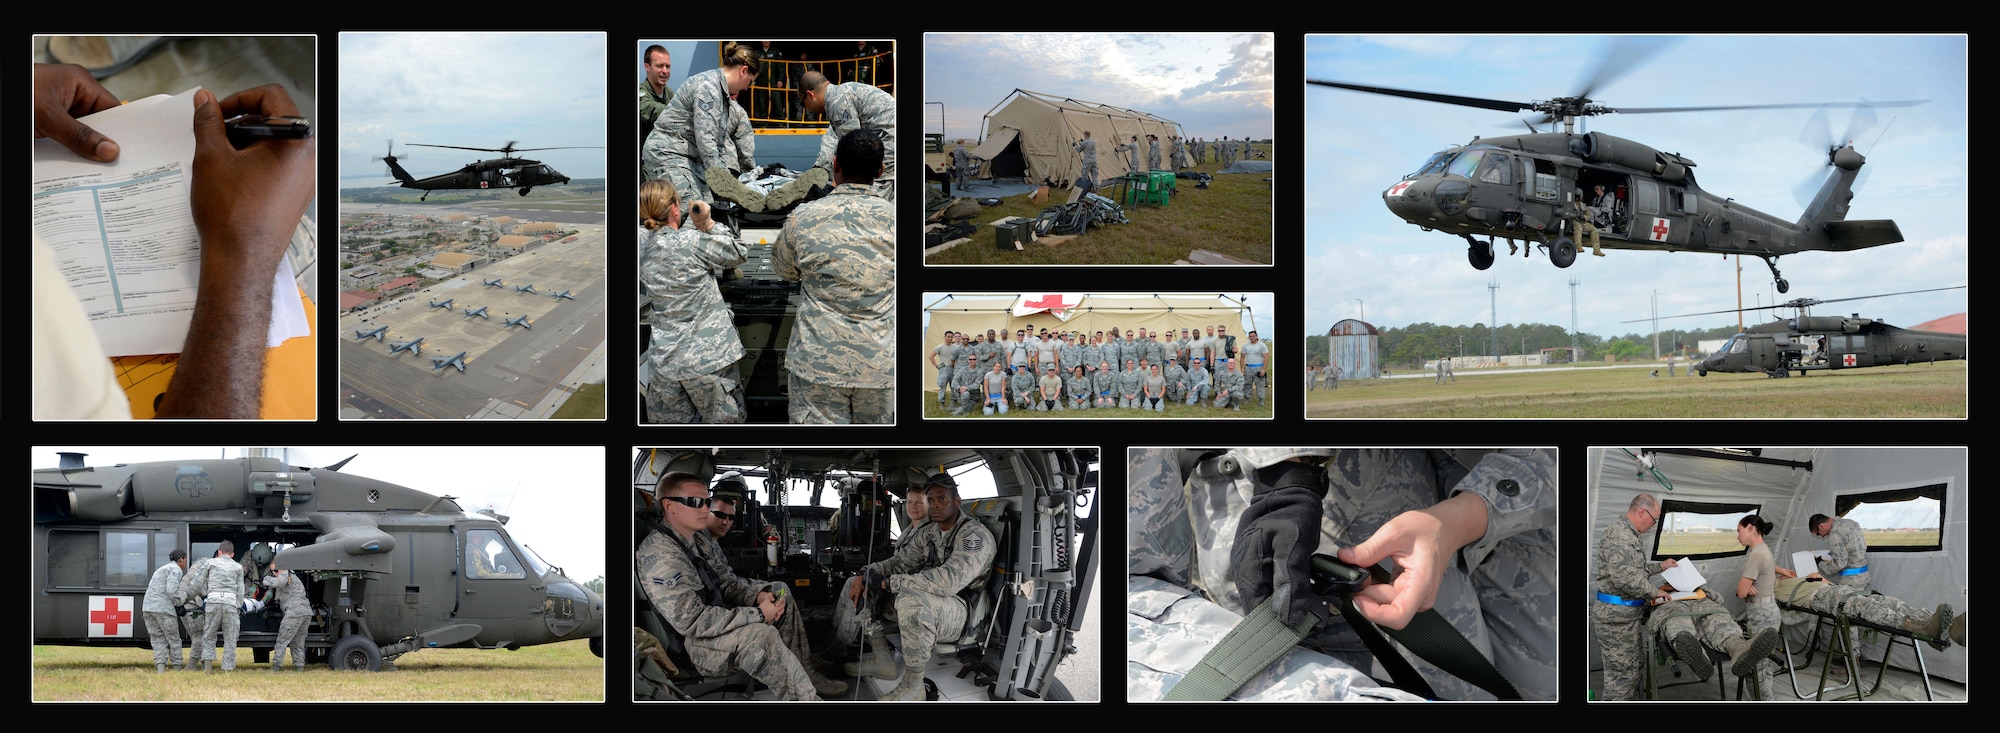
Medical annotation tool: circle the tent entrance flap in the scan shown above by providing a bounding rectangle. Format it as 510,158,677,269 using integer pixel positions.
969,128,1024,179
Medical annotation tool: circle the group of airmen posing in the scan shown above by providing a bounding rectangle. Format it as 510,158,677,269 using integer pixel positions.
930,325,1270,415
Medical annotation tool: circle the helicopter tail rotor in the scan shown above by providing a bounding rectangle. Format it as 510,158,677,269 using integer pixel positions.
373,140,415,183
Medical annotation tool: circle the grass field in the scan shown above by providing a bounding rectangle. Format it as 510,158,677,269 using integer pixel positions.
922,146,1273,265
32,639,601,701
1658,529,1940,558
1307,361,1967,418
922,390,1274,419
553,381,606,419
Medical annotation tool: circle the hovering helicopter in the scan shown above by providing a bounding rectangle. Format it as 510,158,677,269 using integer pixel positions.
33,452,604,670
1654,287,1968,377
376,140,600,201
1309,39,1925,294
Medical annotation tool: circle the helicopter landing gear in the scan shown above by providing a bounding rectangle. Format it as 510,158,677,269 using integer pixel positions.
420,191,430,202
1549,236,1578,268
1465,235,1495,270
1756,255,1790,293
519,187,533,196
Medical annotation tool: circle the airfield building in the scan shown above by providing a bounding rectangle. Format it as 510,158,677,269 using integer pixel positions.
495,235,538,252
428,251,485,274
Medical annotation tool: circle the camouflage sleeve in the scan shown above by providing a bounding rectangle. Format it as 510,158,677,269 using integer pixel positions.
893,521,996,597
870,525,932,577
771,218,802,283
176,561,207,605
694,84,733,177
1828,519,1867,570
812,86,855,170
1597,523,1660,600
638,538,760,640
685,227,748,271
1448,449,1558,569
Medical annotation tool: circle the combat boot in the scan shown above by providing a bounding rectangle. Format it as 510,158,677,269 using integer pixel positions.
200,659,211,673
808,666,849,697
1672,632,1712,681
1950,611,1966,647
880,665,927,701
156,663,167,673
843,632,898,681
1907,604,1951,651
1729,627,1781,677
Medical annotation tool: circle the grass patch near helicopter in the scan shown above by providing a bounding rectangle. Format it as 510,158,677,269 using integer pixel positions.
32,638,600,701
1306,360,1965,418
923,147,1273,265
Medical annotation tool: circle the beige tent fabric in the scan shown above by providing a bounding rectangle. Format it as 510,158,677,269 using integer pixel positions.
975,90,1183,187
921,294,1251,386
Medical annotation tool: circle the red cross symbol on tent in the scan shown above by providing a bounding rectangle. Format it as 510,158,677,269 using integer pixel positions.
1843,353,1858,367
1023,294,1076,311
1649,218,1671,242
1387,181,1413,198
90,596,134,637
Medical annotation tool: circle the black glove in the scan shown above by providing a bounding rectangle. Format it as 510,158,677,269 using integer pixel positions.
175,605,188,617
1230,460,1331,626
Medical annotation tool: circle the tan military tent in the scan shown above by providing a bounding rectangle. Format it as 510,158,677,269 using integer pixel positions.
921,293,1255,386
971,89,1184,187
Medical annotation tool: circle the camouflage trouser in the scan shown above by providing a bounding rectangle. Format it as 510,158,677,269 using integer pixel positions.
1079,161,1098,189
1806,583,1926,627
1166,383,1186,403
686,622,814,700
1591,602,1647,700
181,610,203,659
1744,600,1780,699
1032,397,1064,411
773,593,815,673
952,388,982,415
832,576,899,648
200,601,240,669
646,364,747,424
658,153,712,209
787,375,892,424
145,611,183,668
272,610,309,669
1247,368,1268,402
1183,385,1208,405
867,588,967,671
1068,394,1090,410
935,370,952,405
1212,390,1241,409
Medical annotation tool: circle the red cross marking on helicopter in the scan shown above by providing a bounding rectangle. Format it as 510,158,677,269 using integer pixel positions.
1650,218,1671,241
1387,181,1413,197
1843,353,1858,367
90,596,132,636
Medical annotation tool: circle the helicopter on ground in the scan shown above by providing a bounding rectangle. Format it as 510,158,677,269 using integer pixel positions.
1663,287,1968,377
1309,39,1923,294
377,140,599,201
33,452,604,670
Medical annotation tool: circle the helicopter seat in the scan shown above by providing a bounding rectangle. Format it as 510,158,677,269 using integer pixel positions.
937,496,1020,653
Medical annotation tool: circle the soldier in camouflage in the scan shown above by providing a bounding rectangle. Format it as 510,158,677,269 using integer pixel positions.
262,556,311,672
144,548,189,672
1147,134,1162,172
1593,493,1674,700
1059,333,1085,382
930,332,959,407
1128,449,1558,700
1647,588,1780,691
1163,356,1187,404
950,354,983,416
1183,357,1211,404
642,189,749,425
639,473,817,700
1074,130,1099,190
800,70,897,201
1211,357,1245,410
1092,360,1117,408
952,139,973,191
1066,365,1092,410
1009,363,1037,411
1117,358,1143,409
1771,574,1959,649
707,490,848,695
835,483,929,654
1142,331,1167,371
774,130,896,424
847,474,996,700
644,43,759,209
1806,514,1870,590
1116,136,1142,178
178,540,246,672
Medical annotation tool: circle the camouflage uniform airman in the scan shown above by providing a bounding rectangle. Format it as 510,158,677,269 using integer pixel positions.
1240,340,1270,406
1059,339,1086,380
1117,362,1143,409
774,182,895,424
950,356,983,415
1593,513,1665,701
859,510,996,699
179,554,247,671
727,98,756,174
1092,364,1117,407
1065,369,1091,410
1128,449,1558,700
1164,359,1187,403
1183,361,1211,404
642,224,749,424
1010,366,1036,409
1116,139,1141,178
1074,135,1099,188
1148,137,1162,171
262,569,311,671
1817,516,1870,590
1212,363,1246,410
952,142,973,190
1142,336,1166,371
932,339,959,407
1646,592,1743,685
143,559,185,671
812,82,898,201
644,68,738,207
637,529,815,700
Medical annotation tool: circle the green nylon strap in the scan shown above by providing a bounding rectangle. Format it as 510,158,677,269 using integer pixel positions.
1161,594,1319,700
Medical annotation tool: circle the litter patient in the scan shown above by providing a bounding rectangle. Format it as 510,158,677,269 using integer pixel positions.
1772,572,1965,651
1646,587,1782,691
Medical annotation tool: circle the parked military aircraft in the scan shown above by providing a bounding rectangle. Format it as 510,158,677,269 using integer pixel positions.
431,351,470,373
353,326,388,341
387,337,426,356
463,305,490,320
33,452,605,670
504,315,532,330
427,298,455,311
483,278,505,288
376,140,599,201
514,284,538,294
548,289,575,301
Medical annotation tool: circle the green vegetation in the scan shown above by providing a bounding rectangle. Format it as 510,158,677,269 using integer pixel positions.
33,639,600,701
922,147,1272,265
1307,360,1966,418
1304,321,1737,368
553,382,606,419
1658,533,1744,557
1866,530,1940,548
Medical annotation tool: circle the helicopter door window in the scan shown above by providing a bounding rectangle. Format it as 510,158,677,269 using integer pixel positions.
1632,179,1659,216
1669,188,1696,214
46,529,95,587
1475,153,1511,185
104,530,149,587
466,529,526,579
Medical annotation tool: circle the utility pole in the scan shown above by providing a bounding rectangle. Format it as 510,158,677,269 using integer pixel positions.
1569,277,1581,359
1488,279,1499,361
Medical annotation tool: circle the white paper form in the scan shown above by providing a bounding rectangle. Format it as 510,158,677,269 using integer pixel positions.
31,88,308,356
1661,556,1706,598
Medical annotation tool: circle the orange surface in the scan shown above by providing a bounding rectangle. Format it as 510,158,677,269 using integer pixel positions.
114,288,318,419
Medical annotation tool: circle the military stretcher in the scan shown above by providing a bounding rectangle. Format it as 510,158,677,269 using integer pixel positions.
1774,581,1947,701
1640,590,1766,701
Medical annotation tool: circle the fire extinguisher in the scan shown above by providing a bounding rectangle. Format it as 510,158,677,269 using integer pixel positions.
765,523,780,568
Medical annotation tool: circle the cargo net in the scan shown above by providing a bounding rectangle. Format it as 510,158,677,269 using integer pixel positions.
1032,193,1128,237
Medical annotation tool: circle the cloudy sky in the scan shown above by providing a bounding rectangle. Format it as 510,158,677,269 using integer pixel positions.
1304,35,1967,342
925,33,1274,144
338,33,607,186
37,446,606,584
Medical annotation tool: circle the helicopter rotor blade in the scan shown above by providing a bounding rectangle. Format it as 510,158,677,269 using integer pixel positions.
1306,80,1531,114
1626,286,1965,323
1613,99,1924,115
1572,36,1679,100
408,143,508,152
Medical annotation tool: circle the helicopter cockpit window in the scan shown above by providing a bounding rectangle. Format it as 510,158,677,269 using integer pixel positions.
1445,150,1486,179
1412,151,1452,177
1726,335,1748,354
1475,153,1511,185
521,543,554,578
466,529,526,579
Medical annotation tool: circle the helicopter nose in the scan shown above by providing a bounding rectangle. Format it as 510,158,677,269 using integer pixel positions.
1383,178,1439,222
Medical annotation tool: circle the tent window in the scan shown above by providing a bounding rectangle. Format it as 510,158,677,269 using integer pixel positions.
1651,499,1762,561
1833,483,1944,553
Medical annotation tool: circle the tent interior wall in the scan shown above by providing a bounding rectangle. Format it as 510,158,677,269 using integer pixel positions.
1587,447,1967,685
973,89,1184,187
921,294,1248,386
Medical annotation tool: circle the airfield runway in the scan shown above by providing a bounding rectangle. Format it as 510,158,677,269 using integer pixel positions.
340,228,609,419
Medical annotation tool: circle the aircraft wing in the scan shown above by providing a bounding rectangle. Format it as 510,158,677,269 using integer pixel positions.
281,513,399,573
